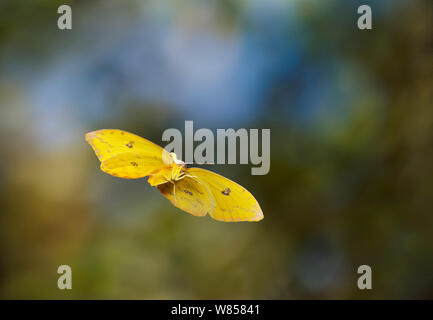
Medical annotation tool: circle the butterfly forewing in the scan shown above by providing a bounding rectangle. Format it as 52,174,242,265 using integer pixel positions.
86,129,171,179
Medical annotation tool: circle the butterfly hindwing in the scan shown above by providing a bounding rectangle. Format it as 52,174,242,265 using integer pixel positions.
157,177,210,217
186,168,264,222
100,152,170,179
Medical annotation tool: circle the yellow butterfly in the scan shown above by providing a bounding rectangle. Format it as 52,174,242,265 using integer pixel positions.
85,129,263,222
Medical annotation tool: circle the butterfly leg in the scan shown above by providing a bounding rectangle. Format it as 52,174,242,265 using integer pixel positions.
184,174,215,206
184,174,210,193
170,180,177,205
184,174,202,185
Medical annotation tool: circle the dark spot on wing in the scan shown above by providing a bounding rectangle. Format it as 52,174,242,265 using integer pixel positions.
126,141,134,148
221,188,231,196
121,132,124,135
184,190,193,196
130,161,138,167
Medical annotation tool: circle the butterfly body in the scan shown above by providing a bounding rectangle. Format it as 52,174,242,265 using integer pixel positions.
86,129,263,222
167,152,187,181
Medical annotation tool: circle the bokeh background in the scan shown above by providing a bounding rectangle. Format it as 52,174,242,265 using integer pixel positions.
0,0,432,299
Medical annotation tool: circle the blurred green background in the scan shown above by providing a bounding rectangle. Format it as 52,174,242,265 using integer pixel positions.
0,0,432,299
